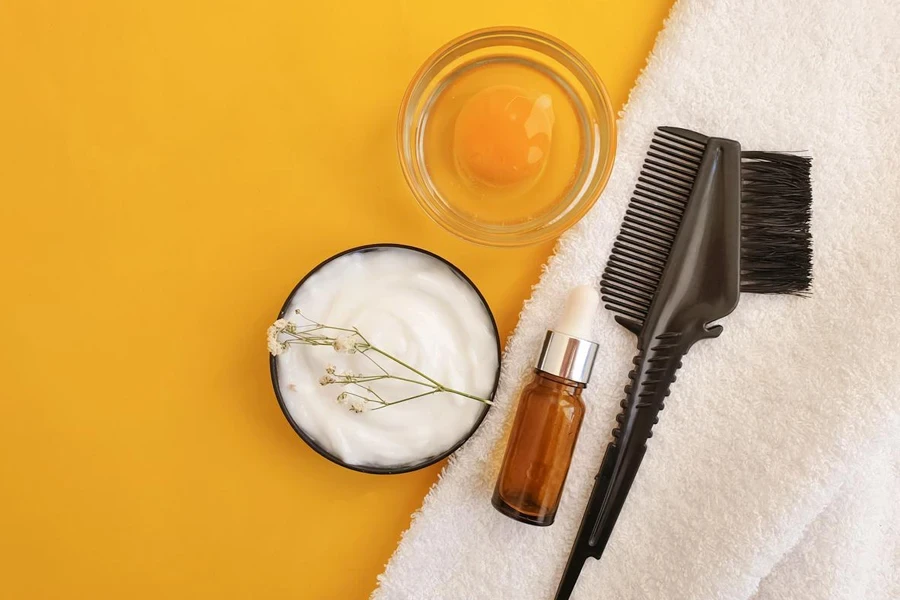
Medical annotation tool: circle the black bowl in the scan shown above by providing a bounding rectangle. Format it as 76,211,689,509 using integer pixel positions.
269,243,502,475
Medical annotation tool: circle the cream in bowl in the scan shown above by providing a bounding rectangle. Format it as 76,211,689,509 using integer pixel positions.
269,244,500,473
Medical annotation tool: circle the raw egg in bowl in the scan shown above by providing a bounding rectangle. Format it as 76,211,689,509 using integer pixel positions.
398,27,616,246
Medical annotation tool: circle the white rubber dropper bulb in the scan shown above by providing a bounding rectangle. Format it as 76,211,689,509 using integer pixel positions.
553,285,599,341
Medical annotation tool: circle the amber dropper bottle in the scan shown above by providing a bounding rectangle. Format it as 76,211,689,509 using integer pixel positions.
493,285,600,526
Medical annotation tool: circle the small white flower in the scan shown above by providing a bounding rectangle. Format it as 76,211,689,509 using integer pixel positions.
348,397,368,413
325,364,337,375
267,324,289,356
333,334,360,354
268,338,285,356
319,374,336,386
273,318,288,331
336,392,349,406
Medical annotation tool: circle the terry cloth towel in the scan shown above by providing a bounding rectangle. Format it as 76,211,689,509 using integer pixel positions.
372,0,900,599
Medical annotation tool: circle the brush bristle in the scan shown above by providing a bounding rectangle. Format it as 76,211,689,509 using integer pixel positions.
600,128,704,325
740,151,813,295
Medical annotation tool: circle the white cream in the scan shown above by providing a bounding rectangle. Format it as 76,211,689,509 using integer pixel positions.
276,248,498,468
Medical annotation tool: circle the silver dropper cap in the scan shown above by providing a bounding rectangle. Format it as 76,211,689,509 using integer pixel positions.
535,286,600,385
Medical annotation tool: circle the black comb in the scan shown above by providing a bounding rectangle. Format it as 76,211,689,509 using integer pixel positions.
600,128,706,332
555,127,812,600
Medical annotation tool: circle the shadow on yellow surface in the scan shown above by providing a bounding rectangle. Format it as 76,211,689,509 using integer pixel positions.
0,1,674,597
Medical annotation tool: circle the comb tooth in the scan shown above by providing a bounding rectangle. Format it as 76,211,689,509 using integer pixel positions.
628,200,685,220
623,214,677,239
624,210,679,234
602,274,654,296
627,214,679,237
603,269,659,295
601,271,658,297
600,280,655,303
648,134,705,168
604,262,661,287
650,138,705,160
601,293,654,320
600,291,653,316
650,134,704,156
656,129,708,150
613,240,668,266
638,169,693,196
630,197,684,222
647,148,701,172
638,172,694,195
644,156,699,179
626,205,680,228
634,182,692,206
614,231,670,254
618,230,671,255
654,134,706,153
601,301,647,323
602,290,656,318
600,290,650,316
608,255,663,282
612,242,667,269
644,161,698,186
633,189,688,213
600,284,653,308
600,127,708,326
636,183,692,209
600,263,659,294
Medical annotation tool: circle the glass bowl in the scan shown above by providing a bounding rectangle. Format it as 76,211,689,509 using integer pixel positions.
398,27,617,247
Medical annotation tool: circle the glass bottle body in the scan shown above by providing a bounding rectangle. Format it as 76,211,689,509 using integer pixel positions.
492,370,586,526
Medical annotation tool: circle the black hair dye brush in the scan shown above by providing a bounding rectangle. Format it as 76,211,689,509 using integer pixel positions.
555,127,812,600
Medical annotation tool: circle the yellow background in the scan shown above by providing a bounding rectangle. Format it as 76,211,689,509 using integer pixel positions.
0,1,673,598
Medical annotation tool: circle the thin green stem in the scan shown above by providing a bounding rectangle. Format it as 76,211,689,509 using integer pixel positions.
285,339,333,346
371,390,439,410
344,391,387,407
439,387,494,404
334,375,388,385
368,346,441,387
353,383,385,403
358,349,390,376
290,315,361,336
367,346,491,404
351,327,371,346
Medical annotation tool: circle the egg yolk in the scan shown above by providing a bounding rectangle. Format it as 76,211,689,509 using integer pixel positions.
452,86,554,187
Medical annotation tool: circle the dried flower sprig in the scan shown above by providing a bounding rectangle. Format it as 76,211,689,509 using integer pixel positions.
268,310,492,413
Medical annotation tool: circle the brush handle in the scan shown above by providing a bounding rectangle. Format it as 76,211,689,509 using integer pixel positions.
557,131,744,600
554,340,684,600
554,442,641,600
592,335,683,539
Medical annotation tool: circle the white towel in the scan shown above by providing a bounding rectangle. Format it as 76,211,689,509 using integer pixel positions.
373,0,900,598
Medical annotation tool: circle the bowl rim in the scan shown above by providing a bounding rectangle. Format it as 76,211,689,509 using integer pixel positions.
397,25,618,247
269,243,502,475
